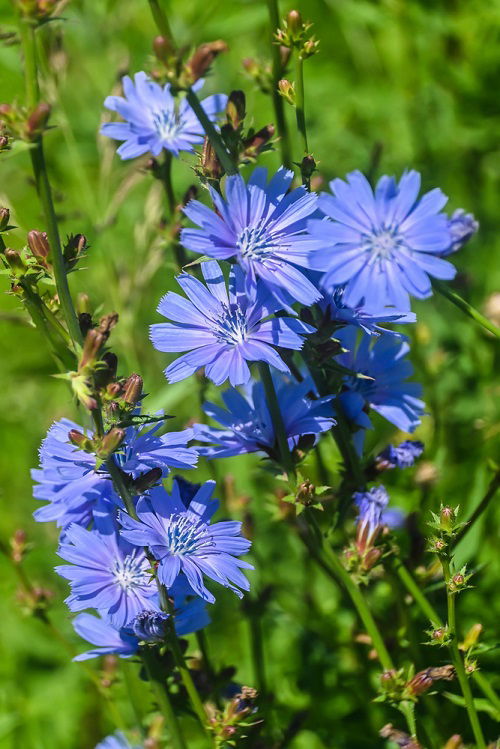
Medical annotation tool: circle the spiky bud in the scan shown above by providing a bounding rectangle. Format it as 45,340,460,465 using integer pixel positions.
440,505,456,533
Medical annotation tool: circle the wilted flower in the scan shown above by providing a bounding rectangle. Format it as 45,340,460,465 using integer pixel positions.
101,73,227,159
353,485,389,551
441,209,478,256
308,170,455,310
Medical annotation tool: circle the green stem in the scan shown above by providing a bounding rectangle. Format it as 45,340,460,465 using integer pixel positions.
167,618,210,732
266,0,292,169
141,648,187,749
161,153,186,269
433,279,500,339
249,612,267,696
148,0,174,41
299,520,394,671
185,88,238,176
452,469,500,548
393,556,500,714
18,18,82,349
294,53,308,154
257,361,295,477
441,558,486,748
399,700,417,740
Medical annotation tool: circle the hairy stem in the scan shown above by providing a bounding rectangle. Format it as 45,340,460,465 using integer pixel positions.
441,558,486,748
433,279,500,339
258,361,295,477
266,0,292,168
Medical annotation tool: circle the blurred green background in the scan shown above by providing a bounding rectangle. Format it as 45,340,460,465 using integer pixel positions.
0,0,499,746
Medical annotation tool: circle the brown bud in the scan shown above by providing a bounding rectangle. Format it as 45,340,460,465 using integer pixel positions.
27,230,50,266
68,429,94,452
0,135,9,150
278,78,295,105
286,10,302,34
5,248,26,276
98,428,125,458
63,233,87,267
134,467,163,494
406,669,434,696
0,207,10,231
201,137,224,180
152,35,174,62
226,90,246,130
379,724,422,749
123,373,143,405
185,40,228,83
242,124,275,158
80,328,105,368
26,102,51,140
300,154,316,179
97,313,119,335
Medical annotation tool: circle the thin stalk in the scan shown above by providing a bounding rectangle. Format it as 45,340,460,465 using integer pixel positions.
18,18,82,348
141,648,187,749
249,613,267,696
299,520,393,672
257,361,295,477
148,0,174,42
441,558,486,748
433,279,500,339
184,88,238,176
452,469,500,549
399,700,417,740
294,54,308,154
161,153,186,269
266,0,292,168
392,556,500,714
167,618,210,732
105,458,137,517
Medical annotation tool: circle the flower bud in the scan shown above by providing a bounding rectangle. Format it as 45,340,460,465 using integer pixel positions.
301,38,320,59
102,352,118,379
63,233,87,269
5,248,26,276
26,102,51,140
279,45,292,68
80,328,105,368
226,90,246,130
430,627,448,644
10,529,29,563
460,623,482,652
300,154,316,179
200,137,224,180
27,229,50,266
0,135,9,151
440,505,456,533
134,467,163,494
286,10,302,35
77,292,90,314
123,373,143,405
380,669,399,691
242,124,275,160
68,429,94,453
0,207,10,231
406,669,434,696
185,40,228,84
98,428,125,459
278,79,295,105
152,35,174,63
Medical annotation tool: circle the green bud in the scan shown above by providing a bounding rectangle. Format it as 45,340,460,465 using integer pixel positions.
278,79,295,106
5,248,26,277
97,428,126,459
68,429,95,453
440,505,456,533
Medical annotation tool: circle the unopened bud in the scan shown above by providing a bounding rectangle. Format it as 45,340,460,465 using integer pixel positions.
153,35,174,63
201,137,224,180
123,373,143,405
242,124,275,158
185,40,228,83
301,38,320,59
300,154,316,179
68,429,94,452
440,505,456,533
78,312,93,337
102,352,118,379
98,428,125,459
27,230,50,265
77,292,90,314
431,627,448,644
380,669,398,690
80,328,105,368
0,207,10,231
406,669,434,696
279,45,292,68
10,529,28,563
286,9,302,34
278,79,295,105
0,135,9,150
362,547,382,571
26,102,51,140
63,233,87,268
460,623,482,651
5,248,26,276
226,90,246,130
134,467,163,493
450,573,465,591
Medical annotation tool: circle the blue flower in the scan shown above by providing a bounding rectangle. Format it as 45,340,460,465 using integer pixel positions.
32,416,197,529
56,525,159,628
336,327,425,447
119,479,253,604
318,284,416,337
308,170,455,310
194,374,335,459
72,613,139,661
441,209,479,256
354,485,389,546
101,73,227,159
376,440,424,470
150,260,313,386
180,167,323,308
95,731,140,749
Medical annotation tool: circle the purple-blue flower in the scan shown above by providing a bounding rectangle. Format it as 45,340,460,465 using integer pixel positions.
95,732,140,749
101,73,227,159
56,525,159,628
72,613,139,661
308,170,456,310
336,327,425,446
194,374,335,459
318,284,416,337
440,209,479,256
376,440,424,470
150,260,312,386
354,485,389,546
180,167,323,308
32,416,197,529
119,480,253,604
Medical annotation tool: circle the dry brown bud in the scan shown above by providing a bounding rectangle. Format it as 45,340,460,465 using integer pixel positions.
26,102,51,139
185,40,228,83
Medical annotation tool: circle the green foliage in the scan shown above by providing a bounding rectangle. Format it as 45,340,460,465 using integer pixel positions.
0,0,499,747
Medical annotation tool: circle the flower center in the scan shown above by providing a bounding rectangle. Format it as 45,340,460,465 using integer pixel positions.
237,226,275,260
165,514,213,556
367,229,400,259
151,108,181,141
212,303,248,346
112,552,149,590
